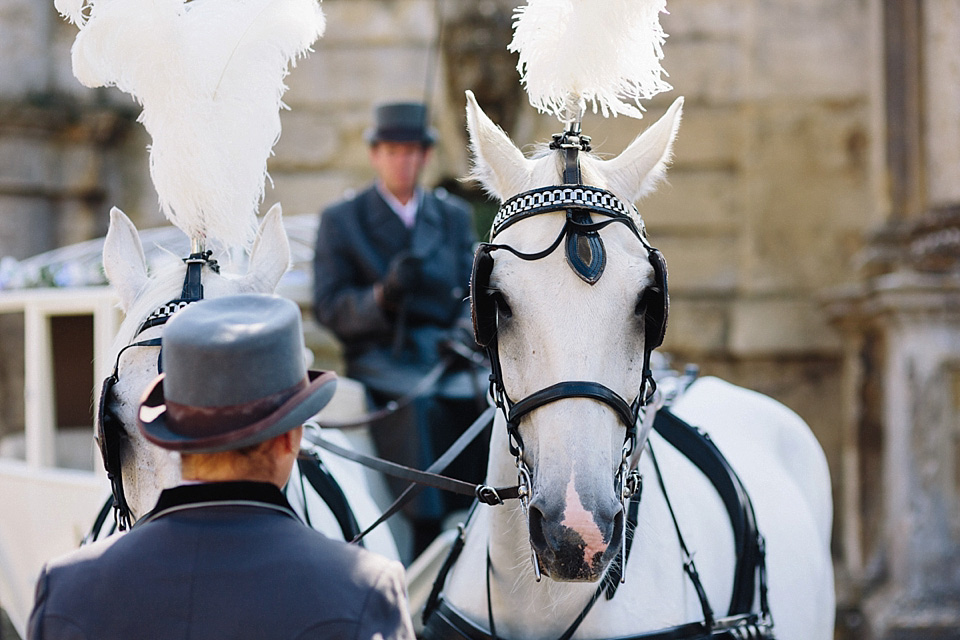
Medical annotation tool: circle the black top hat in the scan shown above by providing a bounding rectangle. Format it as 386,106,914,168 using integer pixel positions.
364,102,437,147
137,294,337,453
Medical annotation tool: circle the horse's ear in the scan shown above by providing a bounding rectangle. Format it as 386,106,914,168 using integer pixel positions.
240,203,290,293
465,90,535,201
103,207,149,312
595,96,684,202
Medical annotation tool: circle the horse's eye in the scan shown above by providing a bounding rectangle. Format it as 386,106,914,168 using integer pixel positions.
491,290,513,319
634,288,658,317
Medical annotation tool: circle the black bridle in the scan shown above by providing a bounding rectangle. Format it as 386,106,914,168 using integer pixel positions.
468,129,668,577
95,249,218,531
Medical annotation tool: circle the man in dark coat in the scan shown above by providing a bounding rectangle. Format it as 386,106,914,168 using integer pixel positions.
313,102,487,557
28,294,415,640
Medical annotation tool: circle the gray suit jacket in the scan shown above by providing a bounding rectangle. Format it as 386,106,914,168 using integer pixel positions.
312,186,476,396
28,482,415,640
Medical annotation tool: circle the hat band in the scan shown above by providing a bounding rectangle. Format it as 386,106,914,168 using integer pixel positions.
374,126,428,140
165,377,309,439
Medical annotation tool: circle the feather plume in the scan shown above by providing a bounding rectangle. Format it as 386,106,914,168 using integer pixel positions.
61,0,325,250
509,0,671,121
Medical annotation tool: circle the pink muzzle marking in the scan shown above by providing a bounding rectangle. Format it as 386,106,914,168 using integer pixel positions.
561,473,608,564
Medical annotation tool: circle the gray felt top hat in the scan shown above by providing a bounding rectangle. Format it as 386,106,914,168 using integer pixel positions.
364,101,437,146
137,294,337,453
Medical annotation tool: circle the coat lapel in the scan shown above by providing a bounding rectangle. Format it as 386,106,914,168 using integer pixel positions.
410,193,444,259
360,187,411,269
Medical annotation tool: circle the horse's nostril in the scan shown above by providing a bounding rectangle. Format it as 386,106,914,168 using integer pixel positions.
528,504,548,552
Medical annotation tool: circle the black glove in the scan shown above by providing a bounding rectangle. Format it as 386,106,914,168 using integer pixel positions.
378,252,422,309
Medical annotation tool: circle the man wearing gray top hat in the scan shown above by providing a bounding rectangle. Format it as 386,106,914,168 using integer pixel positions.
27,294,415,640
313,102,488,558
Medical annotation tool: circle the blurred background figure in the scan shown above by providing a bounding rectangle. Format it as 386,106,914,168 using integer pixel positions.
313,102,488,559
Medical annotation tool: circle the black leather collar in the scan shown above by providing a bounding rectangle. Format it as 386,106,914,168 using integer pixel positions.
135,481,300,527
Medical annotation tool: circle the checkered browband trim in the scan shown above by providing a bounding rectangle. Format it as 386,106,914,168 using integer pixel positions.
134,299,195,336
492,185,643,238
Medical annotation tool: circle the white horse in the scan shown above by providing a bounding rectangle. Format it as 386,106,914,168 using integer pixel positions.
95,204,399,561
427,92,834,639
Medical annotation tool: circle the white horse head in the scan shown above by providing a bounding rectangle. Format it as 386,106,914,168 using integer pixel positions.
466,90,683,582
100,205,289,520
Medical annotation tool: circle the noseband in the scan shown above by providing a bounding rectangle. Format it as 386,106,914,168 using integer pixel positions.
96,248,219,531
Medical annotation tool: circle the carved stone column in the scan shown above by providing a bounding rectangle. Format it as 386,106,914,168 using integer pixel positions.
825,1,960,637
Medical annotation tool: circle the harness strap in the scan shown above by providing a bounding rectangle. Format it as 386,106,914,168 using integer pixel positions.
294,451,363,545
305,406,504,544
648,440,715,629
653,410,767,617
313,355,454,429
305,408,509,505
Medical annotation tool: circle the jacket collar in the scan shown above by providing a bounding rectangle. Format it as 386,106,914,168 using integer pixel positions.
135,481,300,527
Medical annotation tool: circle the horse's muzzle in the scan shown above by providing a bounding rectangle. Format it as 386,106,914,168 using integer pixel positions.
528,497,623,582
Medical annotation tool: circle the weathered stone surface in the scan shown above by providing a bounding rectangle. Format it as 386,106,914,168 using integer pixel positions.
729,296,841,355
0,137,57,192
923,0,960,207
272,110,346,170
0,0,51,98
286,46,435,107
654,234,739,294
641,169,739,233
660,299,729,353
265,170,363,219
319,0,435,46
0,196,56,259
751,5,871,100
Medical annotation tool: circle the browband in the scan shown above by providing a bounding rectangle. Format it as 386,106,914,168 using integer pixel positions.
492,185,645,238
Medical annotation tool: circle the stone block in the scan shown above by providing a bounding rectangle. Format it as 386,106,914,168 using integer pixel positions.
660,298,729,353
0,195,56,259
265,170,363,219
0,137,57,192
641,168,739,233
923,0,960,207
662,39,749,105
654,234,739,294
729,297,841,355
320,0,435,47
662,0,746,40
272,110,344,170
286,47,433,108
671,104,744,169
57,145,104,193
737,102,873,294
749,0,872,101
0,0,51,98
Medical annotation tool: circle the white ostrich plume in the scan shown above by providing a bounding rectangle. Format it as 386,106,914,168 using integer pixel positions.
509,0,672,121
56,0,326,250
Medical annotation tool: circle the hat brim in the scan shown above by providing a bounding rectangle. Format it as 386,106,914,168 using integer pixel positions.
137,370,338,453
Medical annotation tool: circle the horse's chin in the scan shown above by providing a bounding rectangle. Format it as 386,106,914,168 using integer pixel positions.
535,543,620,582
